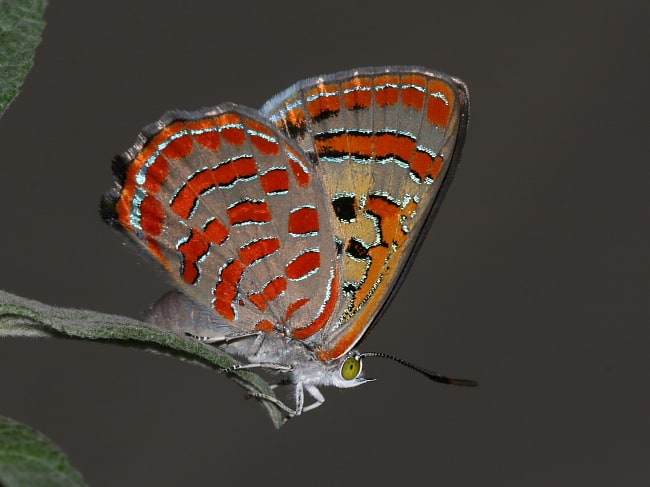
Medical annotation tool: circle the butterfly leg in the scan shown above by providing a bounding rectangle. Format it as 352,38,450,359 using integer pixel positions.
302,384,325,413
241,381,323,418
246,390,298,417
288,382,325,415
294,382,305,415
185,330,261,344
223,362,292,374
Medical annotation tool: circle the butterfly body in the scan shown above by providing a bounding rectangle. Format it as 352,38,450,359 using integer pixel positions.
102,66,470,415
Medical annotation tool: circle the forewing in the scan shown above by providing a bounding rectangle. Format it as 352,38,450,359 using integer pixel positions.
261,66,469,359
102,105,341,338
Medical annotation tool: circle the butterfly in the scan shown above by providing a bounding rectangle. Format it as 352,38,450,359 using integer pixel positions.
101,66,476,418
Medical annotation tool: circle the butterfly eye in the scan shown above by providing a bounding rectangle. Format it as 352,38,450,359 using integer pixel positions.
341,356,362,380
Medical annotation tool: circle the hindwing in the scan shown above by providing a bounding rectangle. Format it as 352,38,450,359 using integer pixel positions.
103,104,341,339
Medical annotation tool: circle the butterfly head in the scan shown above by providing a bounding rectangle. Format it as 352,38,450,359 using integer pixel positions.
290,350,374,390
330,351,375,389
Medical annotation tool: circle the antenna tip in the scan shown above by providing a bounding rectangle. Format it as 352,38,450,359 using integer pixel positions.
449,378,479,387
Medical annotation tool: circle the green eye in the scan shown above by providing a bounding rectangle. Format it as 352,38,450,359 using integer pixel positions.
341,356,362,380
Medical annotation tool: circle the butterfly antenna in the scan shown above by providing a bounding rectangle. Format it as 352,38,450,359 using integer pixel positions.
360,352,478,387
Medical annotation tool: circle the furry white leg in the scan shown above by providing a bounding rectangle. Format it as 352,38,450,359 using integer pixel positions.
289,383,325,415
302,384,325,413
294,382,305,415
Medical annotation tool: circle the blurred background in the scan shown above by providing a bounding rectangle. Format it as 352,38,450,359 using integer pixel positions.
0,1,647,485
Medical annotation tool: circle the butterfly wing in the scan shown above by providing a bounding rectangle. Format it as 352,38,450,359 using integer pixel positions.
102,104,342,339
261,66,469,360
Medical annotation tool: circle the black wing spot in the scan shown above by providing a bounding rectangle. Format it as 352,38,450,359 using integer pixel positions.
342,282,358,294
346,238,369,259
332,195,356,222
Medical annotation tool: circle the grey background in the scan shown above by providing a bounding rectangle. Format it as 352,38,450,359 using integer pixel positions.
1,1,648,485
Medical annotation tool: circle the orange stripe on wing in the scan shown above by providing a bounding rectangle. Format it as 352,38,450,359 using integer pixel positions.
343,77,372,110
194,130,220,150
216,113,246,145
316,131,416,163
374,74,400,106
260,168,289,194
285,298,310,320
426,79,455,128
213,156,258,186
246,119,280,155
248,294,266,311
185,117,223,150
286,250,320,280
213,259,245,320
177,219,229,284
287,147,311,186
374,132,416,161
155,121,190,154
400,74,427,110
143,155,169,193
264,276,287,300
170,168,214,219
306,83,341,120
249,276,287,311
411,152,445,183
162,134,194,159
288,206,319,235
227,200,271,226
239,237,280,266
293,267,339,341
254,319,275,332
178,229,210,284
185,118,218,132
203,217,229,244
139,195,165,236
170,157,259,219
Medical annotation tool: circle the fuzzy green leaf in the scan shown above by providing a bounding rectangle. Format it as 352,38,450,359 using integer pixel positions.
0,0,47,117
0,289,287,428
0,416,86,487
